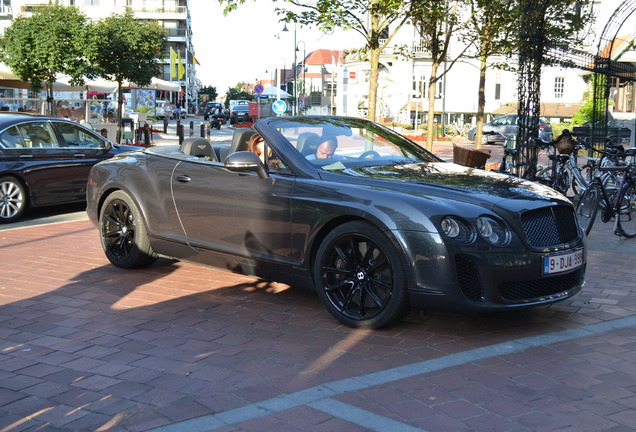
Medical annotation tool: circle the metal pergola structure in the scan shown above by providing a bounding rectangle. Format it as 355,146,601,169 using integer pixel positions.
516,0,636,179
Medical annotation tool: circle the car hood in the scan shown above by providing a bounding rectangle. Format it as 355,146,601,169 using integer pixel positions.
321,162,567,209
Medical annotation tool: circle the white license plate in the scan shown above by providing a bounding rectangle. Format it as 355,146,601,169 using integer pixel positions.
543,249,584,275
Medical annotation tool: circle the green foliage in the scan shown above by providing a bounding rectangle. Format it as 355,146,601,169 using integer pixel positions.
232,82,246,92
200,85,218,101
87,8,166,87
134,104,154,115
572,88,595,126
225,85,252,107
551,122,574,136
0,4,92,91
218,0,414,120
86,8,166,141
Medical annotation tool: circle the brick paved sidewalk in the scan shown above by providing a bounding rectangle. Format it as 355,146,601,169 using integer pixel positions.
1,167,636,431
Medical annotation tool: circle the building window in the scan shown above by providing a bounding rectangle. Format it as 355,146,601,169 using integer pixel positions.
413,75,426,98
495,71,501,100
555,77,565,99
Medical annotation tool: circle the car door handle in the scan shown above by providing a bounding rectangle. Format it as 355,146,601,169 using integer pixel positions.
175,175,191,183
73,153,86,158
19,154,33,159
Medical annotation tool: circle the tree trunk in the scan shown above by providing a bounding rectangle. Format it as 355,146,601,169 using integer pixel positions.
474,53,488,150
367,47,381,122
425,62,440,151
116,82,123,144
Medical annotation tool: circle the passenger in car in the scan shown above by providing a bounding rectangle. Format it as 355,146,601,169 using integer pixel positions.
247,134,268,164
247,134,282,169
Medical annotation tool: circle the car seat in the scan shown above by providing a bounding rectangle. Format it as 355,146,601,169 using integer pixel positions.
297,132,320,157
179,137,217,161
220,128,257,161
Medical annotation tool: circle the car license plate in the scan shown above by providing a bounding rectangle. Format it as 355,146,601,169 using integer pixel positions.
543,249,584,275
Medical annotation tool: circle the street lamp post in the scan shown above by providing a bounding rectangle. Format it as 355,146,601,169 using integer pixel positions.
296,40,306,115
282,23,297,114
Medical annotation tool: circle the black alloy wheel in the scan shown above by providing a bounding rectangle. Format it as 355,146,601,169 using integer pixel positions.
100,191,157,269
314,221,409,329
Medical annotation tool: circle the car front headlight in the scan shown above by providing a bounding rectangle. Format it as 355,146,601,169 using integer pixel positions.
441,216,474,244
477,216,510,246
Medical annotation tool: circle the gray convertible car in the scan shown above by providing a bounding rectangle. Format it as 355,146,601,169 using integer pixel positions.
86,116,585,328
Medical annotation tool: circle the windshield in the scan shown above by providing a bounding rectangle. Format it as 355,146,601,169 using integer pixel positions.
267,116,441,170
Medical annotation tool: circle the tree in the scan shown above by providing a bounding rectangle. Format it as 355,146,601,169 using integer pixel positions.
225,83,253,108
572,83,595,126
0,4,93,114
411,1,470,151
463,0,516,150
465,0,592,151
219,0,415,122
199,85,218,102
87,8,166,142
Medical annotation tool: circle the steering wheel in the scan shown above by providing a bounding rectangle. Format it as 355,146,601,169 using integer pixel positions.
358,150,380,159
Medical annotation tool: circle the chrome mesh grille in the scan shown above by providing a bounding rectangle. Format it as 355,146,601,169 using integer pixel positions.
520,205,579,248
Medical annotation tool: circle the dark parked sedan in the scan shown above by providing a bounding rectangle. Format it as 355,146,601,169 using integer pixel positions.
468,114,553,145
0,113,138,223
229,105,251,124
86,116,585,328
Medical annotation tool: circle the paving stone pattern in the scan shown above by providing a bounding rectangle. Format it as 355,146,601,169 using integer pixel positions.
1,146,636,431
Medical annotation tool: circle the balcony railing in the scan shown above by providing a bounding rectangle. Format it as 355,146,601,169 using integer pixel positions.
130,6,187,15
349,39,432,58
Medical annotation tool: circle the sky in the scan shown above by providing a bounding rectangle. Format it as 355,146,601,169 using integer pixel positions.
189,0,635,93
189,1,363,92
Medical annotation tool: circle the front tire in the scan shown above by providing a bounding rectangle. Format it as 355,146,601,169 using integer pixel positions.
575,184,600,236
313,221,410,329
0,176,27,223
99,191,157,269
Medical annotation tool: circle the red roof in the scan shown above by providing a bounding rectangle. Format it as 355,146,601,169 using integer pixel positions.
304,49,342,66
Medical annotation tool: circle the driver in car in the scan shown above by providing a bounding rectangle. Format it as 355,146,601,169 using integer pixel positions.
306,136,344,160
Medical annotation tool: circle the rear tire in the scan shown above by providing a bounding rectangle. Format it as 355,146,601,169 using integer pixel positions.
313,221,410,329
99,191,157,269
616,183,636,238
575,184,600,236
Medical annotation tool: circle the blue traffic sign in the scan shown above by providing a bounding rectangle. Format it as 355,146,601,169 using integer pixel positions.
272,100,287,115
254,84,264,94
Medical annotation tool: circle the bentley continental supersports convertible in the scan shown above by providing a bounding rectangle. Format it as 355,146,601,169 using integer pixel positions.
86,116,585,328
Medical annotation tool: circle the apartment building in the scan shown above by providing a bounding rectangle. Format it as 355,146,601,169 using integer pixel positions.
1,0,195,109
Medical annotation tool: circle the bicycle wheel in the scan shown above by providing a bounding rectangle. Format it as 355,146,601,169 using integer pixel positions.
536,167,572,196
616,183,636,238
575,183,600,236
571,165,588,197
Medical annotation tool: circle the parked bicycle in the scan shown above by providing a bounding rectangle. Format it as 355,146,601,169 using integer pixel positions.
491,134,545,179
577,136,631,203
534,130,588,198
575,146,636,237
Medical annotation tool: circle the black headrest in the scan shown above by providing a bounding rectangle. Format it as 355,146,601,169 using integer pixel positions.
229,128,257,153
180,138,217,161
297,132,320,156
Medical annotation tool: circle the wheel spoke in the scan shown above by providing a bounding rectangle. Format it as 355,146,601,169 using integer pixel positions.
333,245,353,268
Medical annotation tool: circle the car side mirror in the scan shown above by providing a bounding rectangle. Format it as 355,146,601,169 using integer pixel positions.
224,151,269,179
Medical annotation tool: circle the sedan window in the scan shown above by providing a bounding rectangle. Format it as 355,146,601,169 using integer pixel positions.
0,126,24,148
54,122,106,148
16,122,58,148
